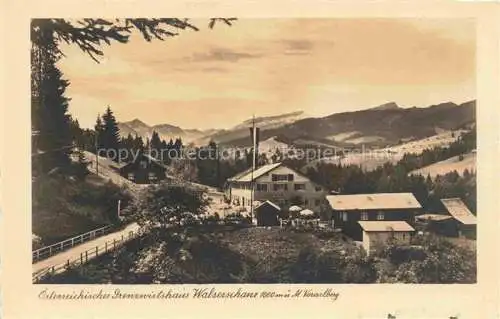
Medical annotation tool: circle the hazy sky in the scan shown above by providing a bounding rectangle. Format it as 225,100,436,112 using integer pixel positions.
58,18,476,130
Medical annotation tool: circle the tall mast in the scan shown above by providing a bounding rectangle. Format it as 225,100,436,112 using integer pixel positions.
250,114,256,223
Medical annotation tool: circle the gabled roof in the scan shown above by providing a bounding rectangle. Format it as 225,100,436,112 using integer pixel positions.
358,221,415,232
227,167,254,182
255,200,281,211
326,193,422,211
228,162,283,182
143,153,169,169
119,153,168,170
441,198,476,225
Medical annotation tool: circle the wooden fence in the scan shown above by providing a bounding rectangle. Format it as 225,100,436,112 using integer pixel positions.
32,227,146,283
32,225,114,263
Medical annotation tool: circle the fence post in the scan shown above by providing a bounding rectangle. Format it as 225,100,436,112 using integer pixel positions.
61,242,64,250
66,259,70,269
49,247,52,256
80,253,83,265
113,239,116,250
95,246,98,256
105,242,108,253
71,238,74,246
37,250,40,260
52,266,55,274
85,251,88,262
121,235,124,242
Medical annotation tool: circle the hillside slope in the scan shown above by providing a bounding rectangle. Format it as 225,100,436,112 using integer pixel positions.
409,152,476,178
221,100,475,148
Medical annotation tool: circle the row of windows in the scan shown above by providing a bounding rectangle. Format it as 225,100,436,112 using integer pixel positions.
361,211,385,221
340,211,385,221
254,183,322,192
127,172,159,182
271,174,294,182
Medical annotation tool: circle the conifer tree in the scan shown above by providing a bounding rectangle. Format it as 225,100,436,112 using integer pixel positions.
94,114,105,151
101,106,121,151
133,135,145,151
150,131,162,158
31,27,73,175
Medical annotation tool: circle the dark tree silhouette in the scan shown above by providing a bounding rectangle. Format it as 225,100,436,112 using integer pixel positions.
94,114,105,150
100,106,121,159
31,18,236,173
31,18,237,62
31,44,72,175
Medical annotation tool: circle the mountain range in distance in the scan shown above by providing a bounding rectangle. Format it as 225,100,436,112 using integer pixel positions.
117,110,307,145
117,100,476,149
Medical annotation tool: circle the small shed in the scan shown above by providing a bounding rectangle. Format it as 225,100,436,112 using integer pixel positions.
415,213,457,237
358,221,415,255
255,200,281,226
441,198,477,239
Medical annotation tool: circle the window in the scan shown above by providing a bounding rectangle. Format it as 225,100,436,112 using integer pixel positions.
304,199,309,206
315,186,322,192
342,212,348,222
149,172,158,183
272,174,291,182
361,212,368,221
256,184,268,192
127,173,135,181
315,199,321,206
377,212,385,220
140,160,147,169
273,184,288,191
294,183,306,191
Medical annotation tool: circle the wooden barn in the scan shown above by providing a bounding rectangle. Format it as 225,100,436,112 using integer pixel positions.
254,200,281,226
326,193,422,241
118,152,169,184
441,198,477,239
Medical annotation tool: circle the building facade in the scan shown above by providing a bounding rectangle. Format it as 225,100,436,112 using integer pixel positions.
226,162,327,214
358,221,415,255
326,193,422,240
118,153,168,184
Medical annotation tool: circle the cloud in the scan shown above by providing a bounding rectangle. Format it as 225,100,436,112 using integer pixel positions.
282,39,314,51
185,47,262,63
59,18,476,130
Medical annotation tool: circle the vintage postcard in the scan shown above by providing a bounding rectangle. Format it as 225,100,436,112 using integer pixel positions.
1,1,500,318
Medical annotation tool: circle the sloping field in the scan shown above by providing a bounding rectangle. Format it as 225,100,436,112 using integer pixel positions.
385,130,467,155
312,130,468,172
409,152,476,178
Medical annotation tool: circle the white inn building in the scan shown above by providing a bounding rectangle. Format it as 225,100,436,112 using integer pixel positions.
225,162,327,213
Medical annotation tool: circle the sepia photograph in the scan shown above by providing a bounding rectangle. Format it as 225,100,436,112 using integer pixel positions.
30,17,478,285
